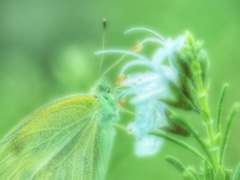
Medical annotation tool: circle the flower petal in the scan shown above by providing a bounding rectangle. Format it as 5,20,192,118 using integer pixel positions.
135,135,164,156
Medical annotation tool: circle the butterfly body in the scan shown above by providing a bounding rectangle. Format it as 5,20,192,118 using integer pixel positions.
0,82,119,180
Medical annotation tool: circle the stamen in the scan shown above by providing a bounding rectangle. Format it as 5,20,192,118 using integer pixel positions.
132,42,143,53
116,74,125,85
95,50,149,61
125,27,166,41
139,37,165,46
118,99,126,106
120,60,154,74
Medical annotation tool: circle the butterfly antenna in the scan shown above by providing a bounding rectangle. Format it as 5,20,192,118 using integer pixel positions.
100,54,127,80
98,18,107,77
100,42,143,80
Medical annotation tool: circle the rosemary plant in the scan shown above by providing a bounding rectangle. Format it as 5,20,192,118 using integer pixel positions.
98,28,239,180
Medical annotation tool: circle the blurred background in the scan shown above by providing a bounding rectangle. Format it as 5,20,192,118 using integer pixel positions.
0,0,240,179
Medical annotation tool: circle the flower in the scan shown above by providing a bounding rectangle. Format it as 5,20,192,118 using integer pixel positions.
127,100,167,156
117,28,188,156
121,72,173,156
96,28,192,156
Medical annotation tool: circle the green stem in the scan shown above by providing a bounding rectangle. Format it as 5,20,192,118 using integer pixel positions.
192,60,218,170
195,64,214,142
206,121,214,145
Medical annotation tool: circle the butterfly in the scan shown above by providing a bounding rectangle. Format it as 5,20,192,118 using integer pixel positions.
0,81,119,179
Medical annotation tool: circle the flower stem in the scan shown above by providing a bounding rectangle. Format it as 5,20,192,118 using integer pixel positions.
192,60,219,172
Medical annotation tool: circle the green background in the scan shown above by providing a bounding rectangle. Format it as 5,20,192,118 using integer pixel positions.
0,0,240,179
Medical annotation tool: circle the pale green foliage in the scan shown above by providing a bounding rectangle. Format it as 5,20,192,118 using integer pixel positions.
129,31,239,179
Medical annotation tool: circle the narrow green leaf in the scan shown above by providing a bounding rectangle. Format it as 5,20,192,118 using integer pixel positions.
164,111,215,169
173,54,192,79
165,156,199,180
162,109,190,137
150,130,206,161
165,156,186,173
216,84,229,133
161,81,197,112
220,103,239,164
232,163,240,180
187,168,200,180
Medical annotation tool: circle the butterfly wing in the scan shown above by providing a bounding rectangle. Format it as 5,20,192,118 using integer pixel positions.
0,96,114,180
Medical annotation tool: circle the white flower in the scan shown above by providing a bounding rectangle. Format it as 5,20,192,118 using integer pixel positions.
96,28,186,156
135,135,164,156
127,100,167,156
121,71,169,156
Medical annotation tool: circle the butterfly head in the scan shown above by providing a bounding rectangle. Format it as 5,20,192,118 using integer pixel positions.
93,81,119,122
96,82,111,94
94,82,116,103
